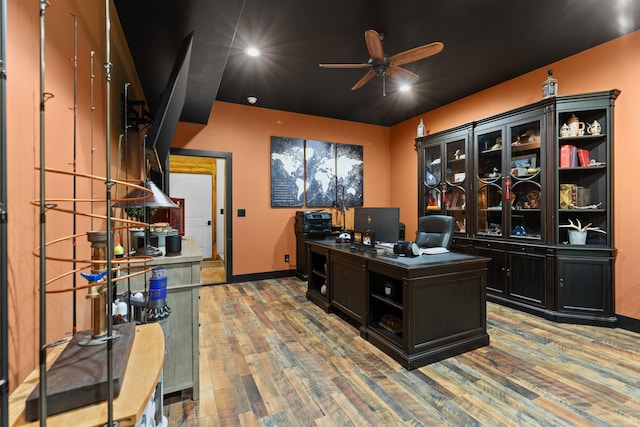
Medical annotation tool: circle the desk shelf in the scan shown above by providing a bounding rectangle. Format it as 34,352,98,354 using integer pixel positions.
306,243,331,312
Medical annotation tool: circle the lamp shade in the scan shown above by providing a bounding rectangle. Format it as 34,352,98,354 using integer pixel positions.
113,179,179,209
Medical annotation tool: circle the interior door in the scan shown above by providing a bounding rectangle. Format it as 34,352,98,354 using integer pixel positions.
169,173,213,259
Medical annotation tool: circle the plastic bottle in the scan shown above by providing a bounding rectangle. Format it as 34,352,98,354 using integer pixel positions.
542,69,557,99
417,118,425,137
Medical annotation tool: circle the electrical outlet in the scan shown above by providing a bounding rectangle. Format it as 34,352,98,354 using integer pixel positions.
284,254,289,262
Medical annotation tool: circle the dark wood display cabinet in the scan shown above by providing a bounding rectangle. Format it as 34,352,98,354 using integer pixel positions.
472,104,553,314
416,90,619,327
417,124,472,253
553,91,619,324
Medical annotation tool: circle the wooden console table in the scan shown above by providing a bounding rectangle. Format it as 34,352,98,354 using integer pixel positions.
9,323,164,427
307,241,490,369
124,236,202,399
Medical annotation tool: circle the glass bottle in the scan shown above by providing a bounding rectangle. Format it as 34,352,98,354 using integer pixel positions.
417,118,425,137
542,69,558,99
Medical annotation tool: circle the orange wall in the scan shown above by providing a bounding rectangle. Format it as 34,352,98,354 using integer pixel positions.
173,104,390,275
390,30,640,320
4,0,142,390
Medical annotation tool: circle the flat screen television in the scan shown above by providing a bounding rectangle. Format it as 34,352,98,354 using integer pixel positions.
145,32,194,174
353,207,400,243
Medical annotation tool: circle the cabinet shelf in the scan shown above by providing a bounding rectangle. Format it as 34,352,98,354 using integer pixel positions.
559,134,606,141
370,293,403,311
369,324,402,344
512,209,541,213
511,172,541,179
559,166,606,171
311,269,326,279
481,148,502,154
309,287,325,297
510,234,541,240
511,141,541,152
559,209,606,213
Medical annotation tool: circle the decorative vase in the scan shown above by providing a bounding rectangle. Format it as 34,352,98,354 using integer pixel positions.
568,230,587,245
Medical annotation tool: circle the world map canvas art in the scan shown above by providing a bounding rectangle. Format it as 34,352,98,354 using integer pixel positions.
305,140,336,207
270,137,305,207
270,136,363,208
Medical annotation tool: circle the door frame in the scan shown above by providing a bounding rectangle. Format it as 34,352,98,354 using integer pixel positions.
169,148,233,284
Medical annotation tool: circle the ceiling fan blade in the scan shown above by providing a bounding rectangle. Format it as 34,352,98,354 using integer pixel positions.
319,63,372,69
389,42,444,67
364,29,385,62
385,66,419,83
351,70,376,90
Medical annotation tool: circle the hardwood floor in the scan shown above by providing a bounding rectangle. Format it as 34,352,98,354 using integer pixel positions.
164,277,640,426
201,260,225,284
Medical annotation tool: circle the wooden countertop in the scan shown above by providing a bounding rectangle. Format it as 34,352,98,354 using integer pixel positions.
9,323,164,427
143,235,203,265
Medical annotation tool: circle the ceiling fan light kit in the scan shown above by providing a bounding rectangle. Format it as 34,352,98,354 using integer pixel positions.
319,29,444,95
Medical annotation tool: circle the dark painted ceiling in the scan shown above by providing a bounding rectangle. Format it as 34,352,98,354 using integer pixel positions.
114,0,640,127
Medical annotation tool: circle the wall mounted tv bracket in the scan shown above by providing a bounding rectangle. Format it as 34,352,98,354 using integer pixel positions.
124,98,152,132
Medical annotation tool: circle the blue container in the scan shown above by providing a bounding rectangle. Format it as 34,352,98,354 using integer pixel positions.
149,276,167,301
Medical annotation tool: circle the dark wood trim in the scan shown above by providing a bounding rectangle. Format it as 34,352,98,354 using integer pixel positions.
616,314,640,333
170,148,233,283
228,269,295,284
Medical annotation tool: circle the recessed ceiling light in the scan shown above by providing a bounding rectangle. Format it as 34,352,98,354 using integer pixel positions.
399,84,411,92
247,96,258,104
245,47,261,57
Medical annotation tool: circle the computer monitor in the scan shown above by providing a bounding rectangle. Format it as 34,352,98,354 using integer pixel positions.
353,207,400,243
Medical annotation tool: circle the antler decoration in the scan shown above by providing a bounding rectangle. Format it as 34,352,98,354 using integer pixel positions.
559,218,606,233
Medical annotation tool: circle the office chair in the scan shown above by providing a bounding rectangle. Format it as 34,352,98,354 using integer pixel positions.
415,215,455,249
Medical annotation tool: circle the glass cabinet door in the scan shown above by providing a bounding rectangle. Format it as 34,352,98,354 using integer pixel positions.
423,145,442,213
508,119,543,240
476,128,504,237
444,139,467,233
557,106,610,246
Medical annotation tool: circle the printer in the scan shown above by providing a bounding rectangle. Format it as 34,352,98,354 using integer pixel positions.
295,210,332,235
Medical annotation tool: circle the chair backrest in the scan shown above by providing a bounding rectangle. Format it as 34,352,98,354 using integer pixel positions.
415,215,455,249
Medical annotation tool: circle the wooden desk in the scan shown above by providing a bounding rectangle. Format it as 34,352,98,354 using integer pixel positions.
307,241,491,369
9,323,164,427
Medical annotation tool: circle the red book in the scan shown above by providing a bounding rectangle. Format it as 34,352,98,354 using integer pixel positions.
560,145,575,168
577,149,590,167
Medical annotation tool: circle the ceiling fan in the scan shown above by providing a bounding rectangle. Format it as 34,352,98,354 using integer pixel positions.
319,29,444,95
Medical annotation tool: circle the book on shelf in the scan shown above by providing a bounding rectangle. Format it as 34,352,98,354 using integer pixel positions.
577,149,590,167
570,146,578,167
559,183,575,209
560,144,576,168
572,186,591,207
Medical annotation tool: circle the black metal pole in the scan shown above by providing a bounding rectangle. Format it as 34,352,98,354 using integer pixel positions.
38,1,50,425
1,0,9,423
71,12,78,337
103,1,115,425
90,50,95,229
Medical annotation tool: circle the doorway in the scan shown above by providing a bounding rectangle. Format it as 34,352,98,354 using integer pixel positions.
169,148,232,284
170,173,213,258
